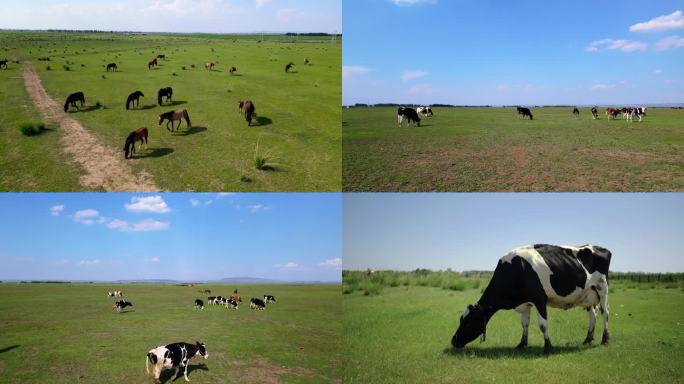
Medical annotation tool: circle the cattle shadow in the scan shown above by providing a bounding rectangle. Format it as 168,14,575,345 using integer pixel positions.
0,345,20,354
173,126,207,136
169,100,187,106
255,116,272,126
442,344,587,360
136,147,174,158
158,363,208,383
117,309,135,314
229,73,243,77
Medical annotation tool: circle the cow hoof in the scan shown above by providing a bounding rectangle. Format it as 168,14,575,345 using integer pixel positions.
514,342,527,350
582,337,593,345
602,332,610,345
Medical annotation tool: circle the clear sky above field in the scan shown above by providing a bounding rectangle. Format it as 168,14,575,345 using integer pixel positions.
0,193,341,282
343,193,684,273
343,0,684,105
0,0,340,34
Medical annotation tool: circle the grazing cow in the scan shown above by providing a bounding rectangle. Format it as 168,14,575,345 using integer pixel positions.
397,107,421,127
451,244,612,354
194,299,204,310
0,59,8,69
63,92,85,112
146,342,208,383
114,300,133,312
228,66,237,75
606,108,621,120
204,62,214,70
516,107,534,120
627,107,646,122
238,100,256,126
417,107,434,117
107,290,123,297
226,299,238,309
263,295,276,303
250,298,266,310
207,296,216,305
229,295,242,303
106,63,117,72
157,87,173,106
591,106,598,120
572,107,580,116
285,62,295,73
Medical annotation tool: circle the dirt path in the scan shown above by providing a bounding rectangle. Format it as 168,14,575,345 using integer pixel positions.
22,63,159,191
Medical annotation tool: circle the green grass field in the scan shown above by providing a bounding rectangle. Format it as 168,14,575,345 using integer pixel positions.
343,283,684,384
0,31,340,191
342,107,684,191
0,283,341,383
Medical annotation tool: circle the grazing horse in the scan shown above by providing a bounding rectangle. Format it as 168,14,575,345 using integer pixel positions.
572,107,580,116
106,63,117,72
516,107,533,120
239,100,255,126
285,62,294,73
156,54,166,60
63,92,85,112
157,87,173,106
148,58,158,69
0,59,7,69
204,62,214,70
228,66,237,75
126,91,144,110
304,58,310,65
124,127,148,159
159,109,191,131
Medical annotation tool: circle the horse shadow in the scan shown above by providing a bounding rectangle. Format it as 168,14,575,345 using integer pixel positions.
169,100,187,106
0,345,20,354
255,116,272,126
137,148,174,158
158,363,208,383
70,104,102,113
286,70,299,74
174,126,207,136
138,104,156,110
230,73,243,77
442,344,587,360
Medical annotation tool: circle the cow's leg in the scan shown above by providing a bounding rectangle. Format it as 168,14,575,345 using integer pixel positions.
514,303,531,349
583,306,597,344
174,366,180,380
599,284,610,344
153,364,162,383
535,304,552,354
184,363,190,382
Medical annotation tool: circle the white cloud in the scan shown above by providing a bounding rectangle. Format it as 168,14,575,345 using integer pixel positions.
145,257,160,263
79,259,101,266
275,261,299,269
216,193,235,198
587,38,648,52
630,10,684,33
255,0,271,8
654,69,663,74
73,209,106,225
343,66,370,79
50,204,64,216
319,257,342,269
247,204,270,213
125,195,171,213
656,35,684,50
390,0,437,7
190,198,201,207
107,219,170,232
401,70,428,82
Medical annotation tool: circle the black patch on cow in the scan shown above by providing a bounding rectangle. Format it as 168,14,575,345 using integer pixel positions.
148,352,157,365
533,244,587,296
164,344,185,367
480,255,549,310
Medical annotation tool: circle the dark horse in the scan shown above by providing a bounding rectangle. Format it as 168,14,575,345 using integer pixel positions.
124,127,148,159
159,109,191,131
148,58,158,69
0,59,8,69
239,100,256,126
156,54,166,60
157,87,173,106
64,92,85,112
285,62,294,73
106,63,117,72
516,106,533,120
572,107,580,116
126,91,144,110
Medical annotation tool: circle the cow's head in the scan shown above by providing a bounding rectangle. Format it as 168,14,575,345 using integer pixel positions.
196,342,208,359
451,303,488,348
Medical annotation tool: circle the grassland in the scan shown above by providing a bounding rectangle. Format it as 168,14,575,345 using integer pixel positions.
342,107,684,191
0,283,341,383
0,31,341,191
343,281,684,384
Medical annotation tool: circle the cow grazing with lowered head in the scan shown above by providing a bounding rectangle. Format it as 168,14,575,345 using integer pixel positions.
194,299,204,310
264,295,276,303
417,106,433,117
226,299,239,309
250,298,266,310
516,107,533,120
146,342,208,383
591,107,599,120
397,107,421,127
451,244,612,354
572,107,580,116
114,300,133,312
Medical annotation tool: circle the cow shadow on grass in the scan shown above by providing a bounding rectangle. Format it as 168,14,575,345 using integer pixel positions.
0,345,20,354
173,126,207,136
255,116,272,126
117,309,135,314
158,363,208,383
135,147,174,158
442,344,587,360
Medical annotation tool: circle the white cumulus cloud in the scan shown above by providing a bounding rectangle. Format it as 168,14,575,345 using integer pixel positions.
343,65,371,79
656,35,684,50
630,10,684,33
107,219,170,232
125,195,171,213
401,70,428,82
50,204,64,216
319,258,342,269
586,38,648,52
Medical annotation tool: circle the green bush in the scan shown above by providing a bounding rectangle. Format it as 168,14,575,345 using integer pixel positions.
19,122,47,136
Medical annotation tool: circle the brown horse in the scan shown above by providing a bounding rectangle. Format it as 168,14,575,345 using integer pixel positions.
239,100,255,126
148,58,158,69
205,62,215,70
228,66,237,74
124,127,148,159
159,109,191,131
126,91,144,110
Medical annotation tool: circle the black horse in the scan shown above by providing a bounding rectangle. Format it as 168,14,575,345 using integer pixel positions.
157,87,173,106
106,63,117,72
285,62,294,73
124,127,148,159
516,106,533,120
572,107,580,116
64,92,85,112
156,54,166,60
126,91,144,110
0,59,7,69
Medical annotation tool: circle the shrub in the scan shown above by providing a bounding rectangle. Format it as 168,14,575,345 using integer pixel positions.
181,66,186,70
19,122,47,136
254,155,268,170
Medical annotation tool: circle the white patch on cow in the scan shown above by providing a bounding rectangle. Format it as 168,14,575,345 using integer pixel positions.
537,312,549,340
461,307,470,319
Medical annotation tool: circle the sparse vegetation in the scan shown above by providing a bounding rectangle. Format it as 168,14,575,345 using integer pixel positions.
18,121,47,136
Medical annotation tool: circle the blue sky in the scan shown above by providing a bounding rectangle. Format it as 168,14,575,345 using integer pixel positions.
0,0,341,33
343,0,684,105
343,193,684,273
0,193,341,282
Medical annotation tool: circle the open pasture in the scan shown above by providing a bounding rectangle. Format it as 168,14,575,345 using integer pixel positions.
342,107,684,191
0,283,341,383
343,284,684,384
0,32,341,191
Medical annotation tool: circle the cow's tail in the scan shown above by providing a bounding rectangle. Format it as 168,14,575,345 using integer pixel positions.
145,354,149,374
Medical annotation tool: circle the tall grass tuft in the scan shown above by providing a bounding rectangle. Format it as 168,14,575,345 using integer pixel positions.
19,122,47,136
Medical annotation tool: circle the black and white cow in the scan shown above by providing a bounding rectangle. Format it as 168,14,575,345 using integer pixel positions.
451,244,612,354
107,290,122,297
146,341,208,383
250,298,266,310
627,107,646,122
572,107,580,116
194,299,204,310
397,107,421,127
264,295,276,303
226,298,238,309
114,300,133,312
417,106,433,117
516,107,533,120
207,296,216,305
591,106,599,120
